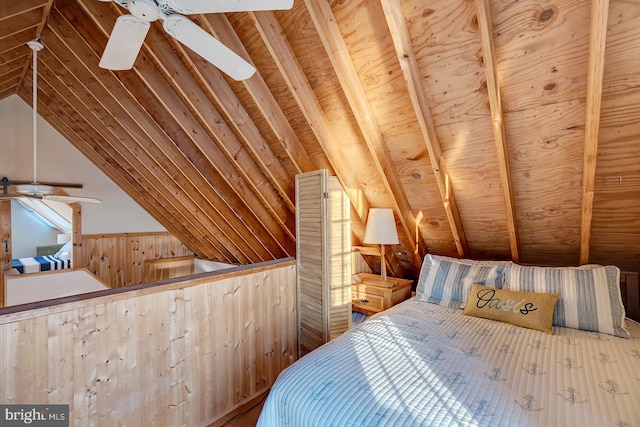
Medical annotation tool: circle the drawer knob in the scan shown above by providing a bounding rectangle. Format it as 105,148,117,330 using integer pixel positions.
359,298,370,304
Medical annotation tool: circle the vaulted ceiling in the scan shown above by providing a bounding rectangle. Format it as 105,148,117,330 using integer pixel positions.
1,0,640,278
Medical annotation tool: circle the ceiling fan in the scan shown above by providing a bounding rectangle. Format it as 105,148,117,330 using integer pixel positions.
0,41,101,205
98,0,295,80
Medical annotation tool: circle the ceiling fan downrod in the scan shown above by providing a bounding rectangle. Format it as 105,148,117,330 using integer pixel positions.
27,40,44,188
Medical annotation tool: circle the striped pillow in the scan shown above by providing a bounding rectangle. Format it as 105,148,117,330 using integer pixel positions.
504,263,630,338
415,254,509,309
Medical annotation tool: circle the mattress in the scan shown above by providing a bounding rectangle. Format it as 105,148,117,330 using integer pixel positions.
258,299,640,426
11,256,71,274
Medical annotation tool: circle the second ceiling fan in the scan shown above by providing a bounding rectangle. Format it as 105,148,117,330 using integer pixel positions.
98,0,294,80
0,40,101,205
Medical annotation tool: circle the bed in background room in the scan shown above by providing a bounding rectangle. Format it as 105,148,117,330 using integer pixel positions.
10,241,72,274
258,255,640,426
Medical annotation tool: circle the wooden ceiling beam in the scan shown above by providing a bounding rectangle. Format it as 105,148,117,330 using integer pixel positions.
249,10,370,241
381,0,471,259
474,0,520,262
305,0,425,269
580,0,610,264
172,17,296,212
47,5,258,262
204,14,317,176
34,0,54,37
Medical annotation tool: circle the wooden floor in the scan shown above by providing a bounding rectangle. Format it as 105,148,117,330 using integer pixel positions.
213,313,367,427
221,399,265,427
205,395,266,427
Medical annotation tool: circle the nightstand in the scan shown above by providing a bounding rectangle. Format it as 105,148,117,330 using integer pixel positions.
352,273,413,315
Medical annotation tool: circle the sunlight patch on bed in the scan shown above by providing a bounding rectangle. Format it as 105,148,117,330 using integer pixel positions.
351,315,478,425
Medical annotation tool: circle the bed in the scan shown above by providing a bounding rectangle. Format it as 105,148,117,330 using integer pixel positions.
10,241,72,274
258,256,640,426
11,255,71,274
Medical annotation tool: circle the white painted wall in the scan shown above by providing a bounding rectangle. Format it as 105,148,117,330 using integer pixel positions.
0,95,165,234
194,259,235,273
10,200,59,257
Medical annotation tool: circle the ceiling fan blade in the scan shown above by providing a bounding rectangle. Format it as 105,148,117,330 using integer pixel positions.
162,14,256,80
166,0,294,14
42,195,102,204
0,193,101,204
99,14,151,70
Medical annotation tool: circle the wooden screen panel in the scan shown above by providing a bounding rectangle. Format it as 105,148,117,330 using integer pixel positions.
296,170,326,355
295,170,351,356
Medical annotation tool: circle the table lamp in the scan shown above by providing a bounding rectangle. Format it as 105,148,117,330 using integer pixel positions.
363,208,399,282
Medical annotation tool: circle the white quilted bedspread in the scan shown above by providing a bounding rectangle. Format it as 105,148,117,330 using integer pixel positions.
257,299,640,427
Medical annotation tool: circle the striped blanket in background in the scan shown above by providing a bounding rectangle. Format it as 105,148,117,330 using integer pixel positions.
11,256,71,274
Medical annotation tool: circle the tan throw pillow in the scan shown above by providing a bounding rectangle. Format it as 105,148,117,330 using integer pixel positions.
463,284,559,334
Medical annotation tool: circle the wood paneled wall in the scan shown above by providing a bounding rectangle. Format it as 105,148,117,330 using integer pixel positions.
0,200,11,307
0,259,297,427
79,232,195,288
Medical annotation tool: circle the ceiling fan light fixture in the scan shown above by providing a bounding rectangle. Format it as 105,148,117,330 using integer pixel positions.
16,183,53,196
129,0,160,22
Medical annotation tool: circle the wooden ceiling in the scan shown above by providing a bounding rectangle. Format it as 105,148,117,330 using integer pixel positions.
1,0,640,277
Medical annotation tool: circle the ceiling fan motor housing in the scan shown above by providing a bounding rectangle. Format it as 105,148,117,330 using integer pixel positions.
128,0,160,21
16,184,54,196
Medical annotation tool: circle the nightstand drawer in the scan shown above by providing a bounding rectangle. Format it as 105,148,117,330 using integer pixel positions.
352,289,384,313
351,273,413,315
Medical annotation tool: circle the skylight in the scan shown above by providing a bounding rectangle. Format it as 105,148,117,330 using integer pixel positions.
16,198,71,234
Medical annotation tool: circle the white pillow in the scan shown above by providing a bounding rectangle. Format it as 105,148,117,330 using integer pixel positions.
415,254,511,309
54,241,73,260
504,263,630,338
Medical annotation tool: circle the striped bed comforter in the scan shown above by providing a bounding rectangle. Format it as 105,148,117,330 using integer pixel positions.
258,299,640,426
11,256,71,274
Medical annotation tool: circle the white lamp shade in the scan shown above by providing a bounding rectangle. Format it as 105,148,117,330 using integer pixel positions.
363,208,399,245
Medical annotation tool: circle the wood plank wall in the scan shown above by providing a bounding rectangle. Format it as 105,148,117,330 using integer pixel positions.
79,232,195,288
0,200,10,308
0,259,296,427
